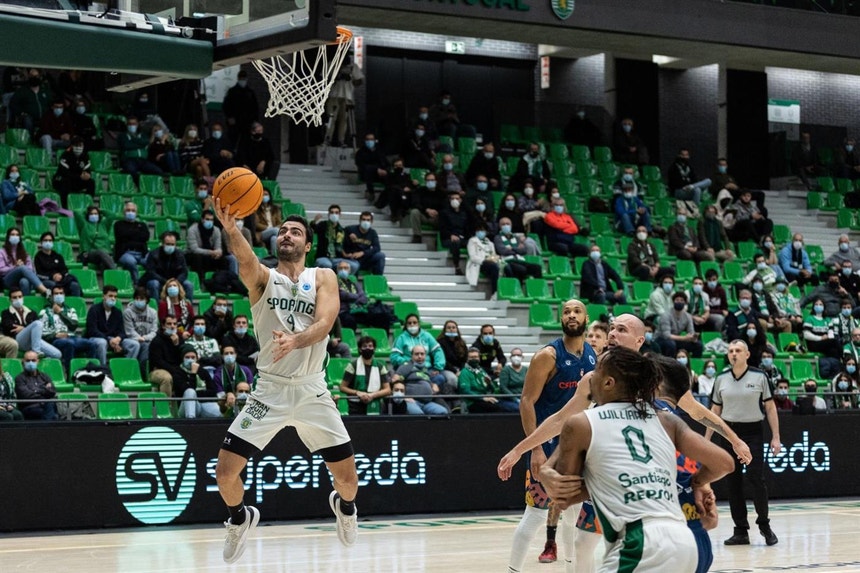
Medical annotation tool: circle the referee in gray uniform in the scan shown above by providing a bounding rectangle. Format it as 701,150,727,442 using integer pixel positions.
705,339,781,546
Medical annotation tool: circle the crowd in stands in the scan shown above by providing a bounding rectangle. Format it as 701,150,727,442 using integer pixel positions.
2,73,860,420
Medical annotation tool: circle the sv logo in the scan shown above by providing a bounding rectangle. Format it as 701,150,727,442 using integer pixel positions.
116,427,197,524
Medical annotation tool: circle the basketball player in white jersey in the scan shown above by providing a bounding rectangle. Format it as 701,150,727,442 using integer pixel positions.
543,347,733,572
213,200,359,564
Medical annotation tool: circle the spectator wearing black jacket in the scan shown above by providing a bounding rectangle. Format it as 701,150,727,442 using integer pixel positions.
34,232,81,296
149,315,183,396
15,351,57,420
203,296,233,344
355,132,388,200
201,121,235,175
580,245,626,305
114,201,150,285
222,70,259,143
473,324,506,377
342,212,386,275
174,344,221,418
402,124,434,171
382,157,414,221
140,231,193,302
236,122,276,180
405,172,444,244
221,314,260,374
465,142,502,191
439,191,472,274
85,285,141,364
52,136,94,207
70,98,101,151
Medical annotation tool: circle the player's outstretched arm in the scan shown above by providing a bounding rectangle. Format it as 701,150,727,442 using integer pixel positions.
678,390,752,464
497,372,593,480
214,198,268,304
271,268,339,362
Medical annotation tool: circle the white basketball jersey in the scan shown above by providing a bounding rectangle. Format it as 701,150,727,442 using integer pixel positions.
583,402,684,540
251,267,328,380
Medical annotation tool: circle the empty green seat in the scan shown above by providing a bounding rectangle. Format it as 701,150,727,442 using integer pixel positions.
593,146,612,164
168,175,195,197
97,392,134,420
362,275,400,302
497,277,532,303
22,215,49,240
56,217,80,244
139,174,166,197
109,357,149,392
325,357,351,387
548,255,575,279
393,301,431,329
103,269,135,298
137,392,174,419
108,173,135,194
25,148,52,170
72,269,102,298
525,278,561,304
89,151,119,174
529,303,557,329
5,128,30,148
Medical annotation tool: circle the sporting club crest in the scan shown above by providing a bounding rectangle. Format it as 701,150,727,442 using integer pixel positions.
551,0,574,20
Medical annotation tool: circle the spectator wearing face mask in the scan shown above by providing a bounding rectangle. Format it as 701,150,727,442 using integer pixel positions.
213,344,253,417
743,254,778,292
830,359,860,410
436,320,468,382
187,315,222,368
52,136,94,207
837,261,860,306
473,325,506,376
742,322,774,368
314,204,358,274
613,175,651,235
118,116,163,184
149,316,183,396
405,173,444,244
14,351,58,420
640,319,662,355
725,289,767,343
439,192,472,275
794,380,828,414
612,117,649,166
749,277,792,336
511,143,551,194
695,359,718,407
342,211,386,276
656,291,703,358
627,226,673,282
123,286,159,376
458,347,517,413
385,380,410,415
355,132,389,200
174,345,221,419
770,277,803,331
668,207,714,262
114,201,150,286
221,314,259,374
645,276,678,321
802,297,843,359
390,314,446,383
772,379,794,411
516,180,549,236
697,204,735,262
37,99,74,155
758,350,785,393
800,273,847,318
436,153,467,197
467,222,506,296
253,190,283,255
469,196,498,239
825,234,860,272
142,233,193,303
86,285,141,363
236,122,276,180
202,121,235,176
34,232,81,297
391,344,450,415
612,166,642,197
429,90,459,138
543,198,589,259
667,148,710,205
465,143,501,191
340,335,393,416
686,276,721,333
494,217,543,278
222,70,259,143
832,299,858,346
836,137,860,180
402,122,435,171
779,234,817,288
382,157,415,221
580,245,625,305
147,123,181,175
498,347,527,404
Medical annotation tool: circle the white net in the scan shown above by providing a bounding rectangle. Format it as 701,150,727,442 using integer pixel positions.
252,27,353,127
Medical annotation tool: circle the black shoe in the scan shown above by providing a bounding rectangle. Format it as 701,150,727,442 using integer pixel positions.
454,267,464,276
760,528,778,546
411,236,422,244
724,533,750,545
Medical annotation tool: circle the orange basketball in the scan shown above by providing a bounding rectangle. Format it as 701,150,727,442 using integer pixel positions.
212,167,264,218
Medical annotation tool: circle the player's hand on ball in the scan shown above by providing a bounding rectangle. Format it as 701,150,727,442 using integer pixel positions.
214,198,237,231
497,449,521,481
272,329,298,362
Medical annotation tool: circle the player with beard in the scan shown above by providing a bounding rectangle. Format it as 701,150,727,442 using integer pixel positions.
498,314,751,573
213,202,359,564
507,299,598,573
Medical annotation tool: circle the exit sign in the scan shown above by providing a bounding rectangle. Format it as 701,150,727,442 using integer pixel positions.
445,41,466,54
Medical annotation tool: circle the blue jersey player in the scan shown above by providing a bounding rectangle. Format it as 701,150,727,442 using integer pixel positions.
507,299,597,573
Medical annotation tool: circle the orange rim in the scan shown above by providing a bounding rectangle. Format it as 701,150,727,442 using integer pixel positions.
333,26,352,45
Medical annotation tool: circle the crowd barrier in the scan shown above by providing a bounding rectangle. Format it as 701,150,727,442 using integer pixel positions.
0,413,857,531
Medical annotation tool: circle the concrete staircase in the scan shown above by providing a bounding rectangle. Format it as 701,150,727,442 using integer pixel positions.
765,187,860,251
276,164,550,360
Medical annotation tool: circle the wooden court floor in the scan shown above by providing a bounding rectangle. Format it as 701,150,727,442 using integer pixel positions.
2,499,859,572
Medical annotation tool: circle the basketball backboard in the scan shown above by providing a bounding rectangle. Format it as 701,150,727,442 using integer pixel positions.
0,0,338,91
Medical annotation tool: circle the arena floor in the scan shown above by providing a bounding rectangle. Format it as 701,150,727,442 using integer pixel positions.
3,499,858,572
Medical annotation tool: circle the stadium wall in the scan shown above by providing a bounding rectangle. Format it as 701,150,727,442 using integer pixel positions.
0,414,857,532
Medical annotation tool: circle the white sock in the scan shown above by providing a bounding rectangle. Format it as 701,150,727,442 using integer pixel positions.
559,503,582,571
572,528,601,573
508,505,547,572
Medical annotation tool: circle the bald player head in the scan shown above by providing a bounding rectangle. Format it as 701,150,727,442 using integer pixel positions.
607,314,646,351
560,299,588,338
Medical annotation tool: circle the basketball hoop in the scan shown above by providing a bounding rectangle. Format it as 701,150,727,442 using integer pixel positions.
252,26,353,127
